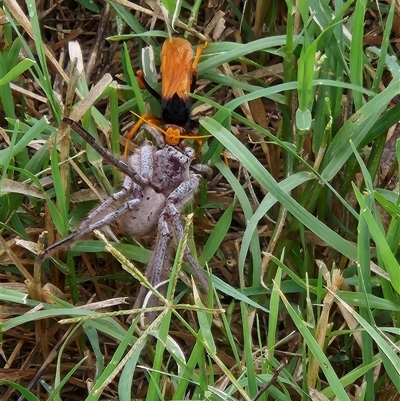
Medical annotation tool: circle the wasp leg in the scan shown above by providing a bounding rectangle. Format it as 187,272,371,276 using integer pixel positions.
136,70,161,101
190,42,208,93
125,115,164,158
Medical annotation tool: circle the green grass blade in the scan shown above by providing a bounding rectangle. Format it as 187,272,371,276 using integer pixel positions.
201,118,357,260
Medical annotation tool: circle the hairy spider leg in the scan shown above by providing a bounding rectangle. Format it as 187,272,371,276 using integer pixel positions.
127,171,209,324
63,117,149,187
144,175,209,298
40,124,159,260
163,177,209,290
39,184,143,260
131,213,174,323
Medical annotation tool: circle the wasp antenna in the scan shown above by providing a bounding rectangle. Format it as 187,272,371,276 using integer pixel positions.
130,110,169,137
178,134,212,139
129,111,167,135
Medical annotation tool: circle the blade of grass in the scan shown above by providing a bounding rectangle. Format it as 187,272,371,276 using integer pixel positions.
0,58,35,86
214,160,262,288
275,281,351,400
333,292,400,391
349,0,367,110
201,118,357,260
352,184,400,294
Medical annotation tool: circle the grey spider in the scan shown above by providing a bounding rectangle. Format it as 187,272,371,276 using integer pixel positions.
39,117,212,320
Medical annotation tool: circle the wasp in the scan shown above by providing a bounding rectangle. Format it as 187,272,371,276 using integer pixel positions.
126,37,208,153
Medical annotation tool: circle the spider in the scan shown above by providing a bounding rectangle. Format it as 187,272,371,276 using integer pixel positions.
39,117,212,319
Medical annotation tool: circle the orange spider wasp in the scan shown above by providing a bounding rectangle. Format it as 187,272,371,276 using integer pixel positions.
125,37,208,156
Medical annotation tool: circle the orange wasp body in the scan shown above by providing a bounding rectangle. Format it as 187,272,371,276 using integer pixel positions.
127,37,207,150
159,37,196,125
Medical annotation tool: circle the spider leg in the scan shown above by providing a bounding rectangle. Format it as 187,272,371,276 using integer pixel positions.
39,185,143,260
164,174,209,290
129,212,173,324
63,118,149,187
191,163,213,176
140,124,166,148
142,215,173,294
40,140,158,260
128,173,209,325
